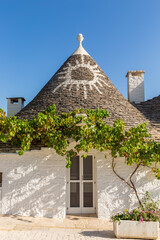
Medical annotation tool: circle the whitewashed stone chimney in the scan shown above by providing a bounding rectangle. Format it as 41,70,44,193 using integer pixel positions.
7,97,25,117
126,70,145,103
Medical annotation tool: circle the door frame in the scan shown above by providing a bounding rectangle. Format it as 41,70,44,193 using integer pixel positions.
66,155,97,215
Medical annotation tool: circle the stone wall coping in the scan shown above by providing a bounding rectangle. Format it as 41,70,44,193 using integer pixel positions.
126,70,145,78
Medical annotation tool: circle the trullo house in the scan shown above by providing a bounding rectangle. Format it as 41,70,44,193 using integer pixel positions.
0,34,160,219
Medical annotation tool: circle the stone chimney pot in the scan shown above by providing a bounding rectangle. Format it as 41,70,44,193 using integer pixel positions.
126,71,145,103
7,97,25,117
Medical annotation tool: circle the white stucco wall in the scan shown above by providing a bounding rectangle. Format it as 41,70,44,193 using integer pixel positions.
0,149,159,219
0,148,67,218
96,151,160,219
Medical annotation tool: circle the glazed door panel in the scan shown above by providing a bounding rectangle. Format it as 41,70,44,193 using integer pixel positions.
67,155,96,214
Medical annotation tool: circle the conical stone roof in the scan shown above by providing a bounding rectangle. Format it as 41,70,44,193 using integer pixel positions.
16,34,160,138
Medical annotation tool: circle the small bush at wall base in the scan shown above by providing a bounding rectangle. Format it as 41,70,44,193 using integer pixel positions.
111,192,160,223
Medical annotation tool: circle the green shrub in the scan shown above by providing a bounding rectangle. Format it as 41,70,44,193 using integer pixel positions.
111,192,160,223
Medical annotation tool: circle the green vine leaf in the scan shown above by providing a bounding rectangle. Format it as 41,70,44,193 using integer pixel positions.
0,104,160,182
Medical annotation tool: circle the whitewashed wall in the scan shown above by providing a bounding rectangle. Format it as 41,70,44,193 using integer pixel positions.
0,149,159,219
0,148,67,218
96,151,160,219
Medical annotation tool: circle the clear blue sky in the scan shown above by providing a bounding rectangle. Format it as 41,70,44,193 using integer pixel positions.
0,0,160,112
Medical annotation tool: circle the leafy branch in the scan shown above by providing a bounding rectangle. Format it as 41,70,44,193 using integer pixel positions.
0,105,160,204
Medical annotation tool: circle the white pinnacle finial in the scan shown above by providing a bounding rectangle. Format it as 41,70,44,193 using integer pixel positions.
72,33,89,56
77,33,84,46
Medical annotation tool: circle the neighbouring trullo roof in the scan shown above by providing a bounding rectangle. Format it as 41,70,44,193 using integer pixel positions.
134,95,160,131
14,34,160,140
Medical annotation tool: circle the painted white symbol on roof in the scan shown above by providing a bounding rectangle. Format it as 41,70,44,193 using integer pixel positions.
52,55,109,99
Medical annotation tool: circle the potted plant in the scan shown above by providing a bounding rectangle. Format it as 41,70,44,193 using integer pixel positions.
111,192,160,239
